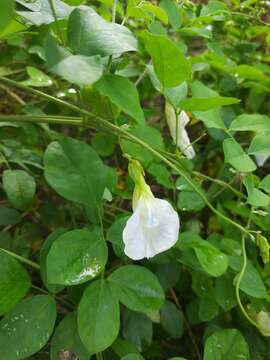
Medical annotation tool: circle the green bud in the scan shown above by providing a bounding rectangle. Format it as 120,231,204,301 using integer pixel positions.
256,233,270,264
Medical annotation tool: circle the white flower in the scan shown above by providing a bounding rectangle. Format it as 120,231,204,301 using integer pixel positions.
122,158,180,260
256,311,270,336
255,154,269,167
165,102,195,159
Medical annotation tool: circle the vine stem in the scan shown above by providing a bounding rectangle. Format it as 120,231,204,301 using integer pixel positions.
235,210,270,334
0,247,40,270
48,0,65,45
0,75,251,237
170,288,202,360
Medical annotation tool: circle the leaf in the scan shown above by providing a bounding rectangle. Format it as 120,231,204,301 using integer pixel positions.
128,3,168,24
112,338,143,359
233,64,269,82
199,293,219,321
107,216,129,257
108,265,165,313
248,132,270,156
50,312,90,360
0,0,14,32
121,355,144,360
215,274,238,311
179,96,240,111
0,295,56,360
123,310,152,352
148,65,188,108
259,174,270,194
45,36,104,87
16,0,73,25
160,301,184,338
229,114,270,133
46,228,107,285
121,124,164,167
3,170,36,210
44,137,107,207
68,7,138,56
78,279,120,353
0,208,21,226
230,255,267,298
223,138,256,172
204,329,250,360
21,66,53,87
191,81,226,129
160,0,181,30
243,175,270,207
178,232,228,277
0,250,31,316
95,74,145,124
141,32,191,87
39,228,67,293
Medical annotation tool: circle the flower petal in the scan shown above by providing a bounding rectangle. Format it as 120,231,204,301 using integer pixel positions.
165,102,195,159
123,196,180,260
255,154,269,167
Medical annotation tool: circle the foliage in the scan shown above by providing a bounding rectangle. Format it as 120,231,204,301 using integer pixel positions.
0,0,270,359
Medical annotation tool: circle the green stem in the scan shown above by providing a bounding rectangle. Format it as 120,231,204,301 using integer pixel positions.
112,0,117,23
235,234,270,334
0,115,83,126
0,248,40,270
0,76,251,237
48,0,65,45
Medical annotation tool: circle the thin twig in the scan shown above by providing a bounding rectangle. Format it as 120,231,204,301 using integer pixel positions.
170,288,202,360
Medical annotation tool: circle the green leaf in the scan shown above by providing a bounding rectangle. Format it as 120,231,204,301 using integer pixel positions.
229,114,270,133
46,228,107,285
199,293,219,321
223,138,256,172
91,133,116,157
107,216,129,258
215,274,237,311
16,0,72,25
21,66,53,87
78,279,120,353
112,338,143,359
191,81,226,129
204,329,250,360
123,310,152,352
3,170,36,210
0,250,31,316
233,64,269,82
160,301,184,338
148,65,188,108
121,124,164,167
177,191,205,212
68,7,138,56
95,74,145,124
39,228,66,293
160,0,181,30
178,232,228,277
230,255,267,298
180,96,239,111
44,137,107,207
45,36,104,87
248,132,270,156
50,312,90,360
121,355,144,360
259,174,270,194
0,208,21,226
0,295,56,360
108,265,165,313
141,32,191,87
0,0,14,32
243,174,270,207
